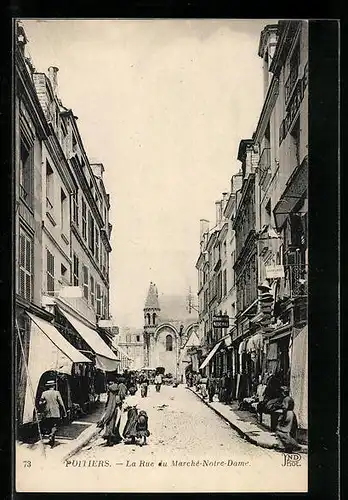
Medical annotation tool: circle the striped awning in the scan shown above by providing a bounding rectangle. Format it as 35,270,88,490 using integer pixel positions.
199,341,223,370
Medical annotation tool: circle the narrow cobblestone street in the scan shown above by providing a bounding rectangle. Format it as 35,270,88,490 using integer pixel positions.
77,385,279,460
17,385,307,492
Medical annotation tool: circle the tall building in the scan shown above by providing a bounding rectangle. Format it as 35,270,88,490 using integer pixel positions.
143,283,198,381
15,22,119,430
117,327,144,371
257,21,308,435
195,20,308,439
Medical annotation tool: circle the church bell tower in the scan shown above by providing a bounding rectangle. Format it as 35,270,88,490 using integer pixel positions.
143,282,160,367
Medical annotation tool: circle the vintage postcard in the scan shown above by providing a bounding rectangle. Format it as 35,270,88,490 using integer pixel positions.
14,18,308,493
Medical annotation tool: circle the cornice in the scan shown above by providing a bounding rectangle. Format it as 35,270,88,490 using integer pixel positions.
42,223,72,263
16,50,51,140
254,76,280,143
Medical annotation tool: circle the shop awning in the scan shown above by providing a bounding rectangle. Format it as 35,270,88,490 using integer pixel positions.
199,341,223,370
23,313,91,424
112,344,133,361
269,328,291,342
60,309,119,372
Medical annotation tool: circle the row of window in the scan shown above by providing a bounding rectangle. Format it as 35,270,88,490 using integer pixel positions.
72,253,108,317
236,255,258,312
72,194,108,276
124,334,141,343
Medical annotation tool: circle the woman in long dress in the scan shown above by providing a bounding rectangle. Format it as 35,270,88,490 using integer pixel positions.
275,396,302,452
122,387,150,446
97,382,123,446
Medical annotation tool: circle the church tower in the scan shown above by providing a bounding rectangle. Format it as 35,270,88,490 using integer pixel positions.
143,282,160,367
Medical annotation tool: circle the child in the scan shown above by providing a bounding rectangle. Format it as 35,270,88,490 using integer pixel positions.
136,410,150,446
122,387,150,446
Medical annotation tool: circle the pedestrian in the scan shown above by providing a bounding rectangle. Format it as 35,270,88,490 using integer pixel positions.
275,396,302,452
122,386,150,446
207,376,216,403
97,380,123,446
117,376,128,401
154,372,162,392
195,372,202,392
38,380,67,448
140,374,149,398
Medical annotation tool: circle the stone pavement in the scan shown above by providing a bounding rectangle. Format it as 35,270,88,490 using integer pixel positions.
187,387,308,454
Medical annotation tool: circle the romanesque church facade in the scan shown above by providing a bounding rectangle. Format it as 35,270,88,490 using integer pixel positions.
143,282,199,381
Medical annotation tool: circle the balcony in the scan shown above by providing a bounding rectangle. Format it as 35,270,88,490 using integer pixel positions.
284,263,308,297
285,64,299,104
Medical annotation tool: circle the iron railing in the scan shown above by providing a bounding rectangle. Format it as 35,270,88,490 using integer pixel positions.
284,263,308,297
285,64,299,104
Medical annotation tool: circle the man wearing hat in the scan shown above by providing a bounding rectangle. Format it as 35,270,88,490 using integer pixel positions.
39,380,67,447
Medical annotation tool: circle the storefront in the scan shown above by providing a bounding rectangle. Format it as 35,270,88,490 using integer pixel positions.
20,312,92,426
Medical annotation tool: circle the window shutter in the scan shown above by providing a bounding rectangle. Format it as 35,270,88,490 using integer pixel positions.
83,266,89,300
19,235,25,267
19,269,25,298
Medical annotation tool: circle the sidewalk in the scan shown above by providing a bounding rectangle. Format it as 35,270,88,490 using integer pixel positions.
16,399,106,465
187,387,308,454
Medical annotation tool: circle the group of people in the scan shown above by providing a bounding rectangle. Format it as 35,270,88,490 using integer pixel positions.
97,375,150,447
187,370,302,453
187,371,234,405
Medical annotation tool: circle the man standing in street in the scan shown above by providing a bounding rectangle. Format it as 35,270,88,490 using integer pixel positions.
154,372,162,392
39,380,67,447
207,375,216,403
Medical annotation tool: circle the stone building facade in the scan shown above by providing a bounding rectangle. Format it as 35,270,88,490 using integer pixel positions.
195,20,308,438
15,22,118,429
143,283,198,381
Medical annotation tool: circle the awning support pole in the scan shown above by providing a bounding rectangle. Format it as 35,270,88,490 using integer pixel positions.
16,319,46,459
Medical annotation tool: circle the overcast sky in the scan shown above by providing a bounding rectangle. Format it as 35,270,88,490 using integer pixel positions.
21,19,276,328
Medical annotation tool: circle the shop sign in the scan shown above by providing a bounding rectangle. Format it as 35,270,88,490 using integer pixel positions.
213,315,230,328
265,264,285,278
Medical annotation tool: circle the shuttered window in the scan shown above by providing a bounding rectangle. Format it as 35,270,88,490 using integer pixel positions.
88,212,95,253
82,265,89,300
82,199,87,240
96,283,102,315
90,275,95,306
19,231,33,301
19,140,33,206
73,253,79,286
72,190,79,226
46,249,55,293
95,228,99,264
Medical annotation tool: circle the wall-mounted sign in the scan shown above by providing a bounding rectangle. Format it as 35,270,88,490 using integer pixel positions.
213,315,230,329
265,265,285,278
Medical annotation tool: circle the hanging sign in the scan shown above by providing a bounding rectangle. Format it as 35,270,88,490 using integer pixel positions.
213,315,230,328
265,265,285,278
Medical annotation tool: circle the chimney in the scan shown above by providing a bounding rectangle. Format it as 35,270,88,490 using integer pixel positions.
231,172,243,194
221,192,229,214
200,219,210,240
215,201,222,226
48,66,59,95
91,163,105,179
